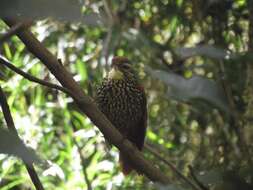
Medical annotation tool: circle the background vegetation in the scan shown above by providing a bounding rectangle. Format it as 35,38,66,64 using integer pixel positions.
0,0,253,189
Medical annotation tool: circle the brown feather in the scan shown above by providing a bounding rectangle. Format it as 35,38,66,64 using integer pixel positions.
119,88,147,175
95,57,147,175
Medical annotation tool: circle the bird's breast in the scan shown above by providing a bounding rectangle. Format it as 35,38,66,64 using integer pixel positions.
96,79,144,131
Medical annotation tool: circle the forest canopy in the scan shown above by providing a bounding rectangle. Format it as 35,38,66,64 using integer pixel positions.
0,0,253,190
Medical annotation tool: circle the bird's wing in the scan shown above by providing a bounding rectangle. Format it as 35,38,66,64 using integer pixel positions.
127,86,147,150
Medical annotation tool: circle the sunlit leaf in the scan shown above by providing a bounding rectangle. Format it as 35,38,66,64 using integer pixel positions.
3,43,12,60
76,59,88,81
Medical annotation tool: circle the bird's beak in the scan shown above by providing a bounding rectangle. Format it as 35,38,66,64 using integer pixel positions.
108,67,124,80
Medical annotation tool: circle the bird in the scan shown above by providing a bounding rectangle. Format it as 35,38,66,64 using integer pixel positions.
95,56,147,175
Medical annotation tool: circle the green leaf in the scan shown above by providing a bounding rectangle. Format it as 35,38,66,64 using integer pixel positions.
76,59,88,81
3,43,12,60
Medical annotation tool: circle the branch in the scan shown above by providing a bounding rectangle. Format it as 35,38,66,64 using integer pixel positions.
3,17,171,184
0,86,45,190
0,20,32,44
0,55,73,97
145,143,201,190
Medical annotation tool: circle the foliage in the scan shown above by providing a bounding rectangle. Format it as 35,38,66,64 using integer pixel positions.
0,0,253,189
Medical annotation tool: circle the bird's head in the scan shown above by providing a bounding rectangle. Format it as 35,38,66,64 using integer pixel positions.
108,56,137,81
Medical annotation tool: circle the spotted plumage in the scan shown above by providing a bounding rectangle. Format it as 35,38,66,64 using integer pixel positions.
96,57,147,175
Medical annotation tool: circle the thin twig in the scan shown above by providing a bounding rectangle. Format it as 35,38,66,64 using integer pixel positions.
188,166,209,190
145,143,201,190
0,55,74,97
71,123,92,190
0,86,44,190
75,141,92,190
0,20,32,44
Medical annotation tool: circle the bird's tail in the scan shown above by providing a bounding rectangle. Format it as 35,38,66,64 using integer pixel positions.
119,152,133,175
119,122,146,175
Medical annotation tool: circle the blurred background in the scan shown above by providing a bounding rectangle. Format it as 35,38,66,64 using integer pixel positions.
0,0,253,189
